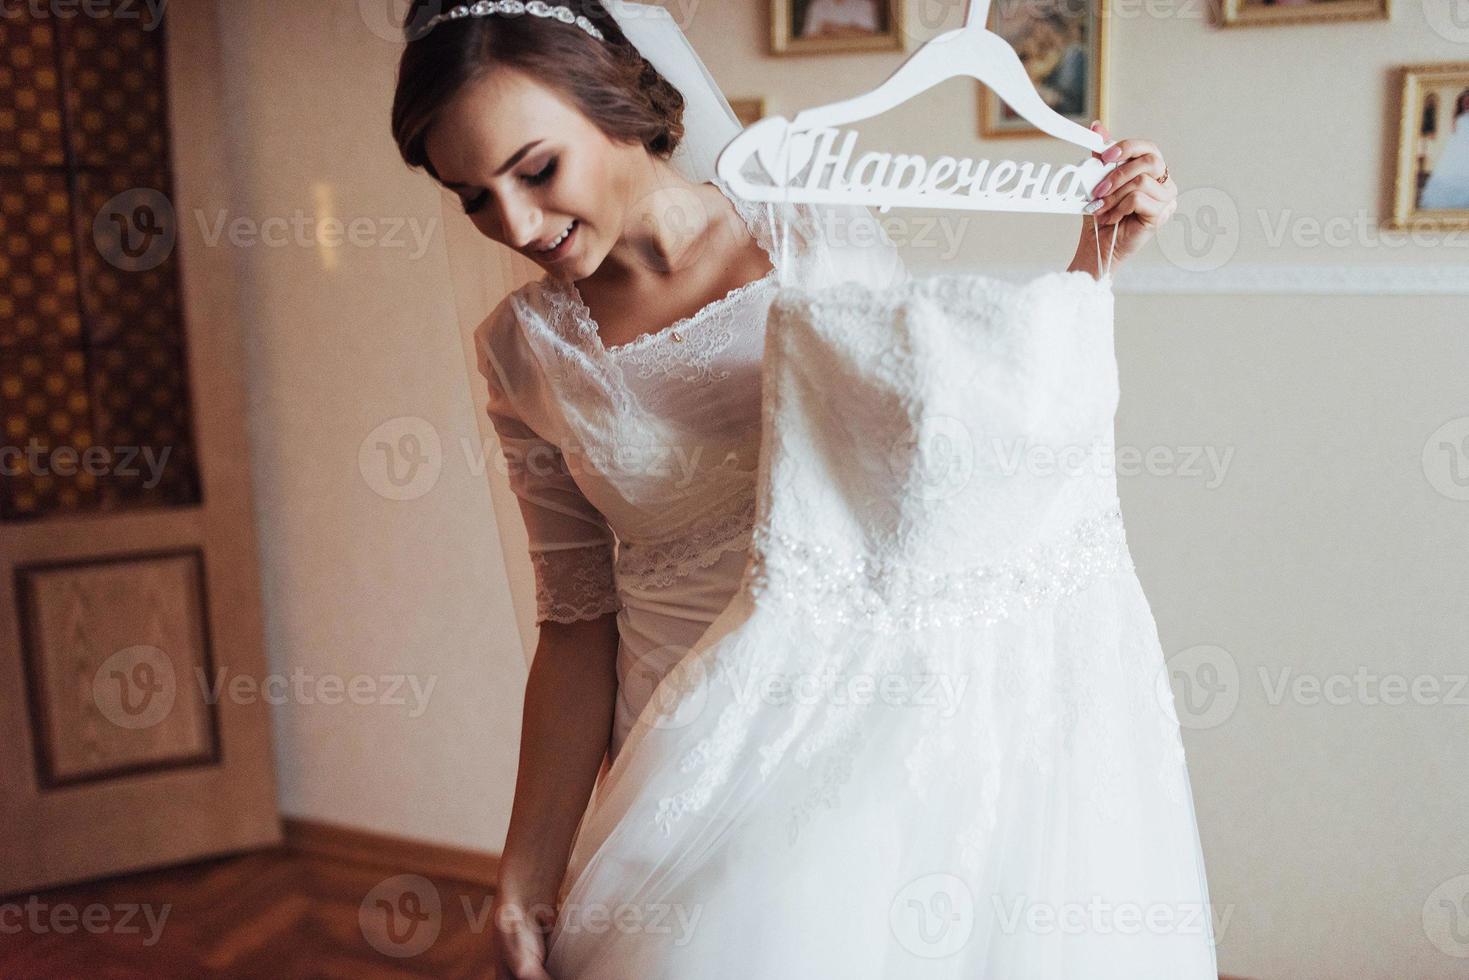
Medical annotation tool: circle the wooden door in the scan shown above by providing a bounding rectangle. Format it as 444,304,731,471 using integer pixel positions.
0,1,279,895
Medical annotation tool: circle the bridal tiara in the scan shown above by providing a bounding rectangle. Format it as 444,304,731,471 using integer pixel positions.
413,1,607,42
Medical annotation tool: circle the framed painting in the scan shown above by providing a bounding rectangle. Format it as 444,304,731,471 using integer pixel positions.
1220,0,1390,27
1390,62,1469,230
978,0,1108,140
772,0,906,56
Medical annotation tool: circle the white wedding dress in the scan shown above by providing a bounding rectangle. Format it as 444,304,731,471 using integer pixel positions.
476,178,1218,978
475,177,805,764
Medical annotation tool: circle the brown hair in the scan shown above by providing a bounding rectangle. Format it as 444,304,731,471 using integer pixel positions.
391,0,686,183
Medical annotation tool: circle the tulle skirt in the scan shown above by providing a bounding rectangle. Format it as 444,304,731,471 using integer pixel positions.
546,560,1220,979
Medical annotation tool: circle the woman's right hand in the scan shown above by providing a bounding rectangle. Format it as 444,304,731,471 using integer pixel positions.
489,893,558,980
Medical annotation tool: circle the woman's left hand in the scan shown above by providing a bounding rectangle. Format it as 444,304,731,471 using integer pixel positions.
1080,121,1178,265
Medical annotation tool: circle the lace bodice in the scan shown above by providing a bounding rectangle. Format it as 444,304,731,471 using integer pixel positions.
751,268,1123,608
473,177,907,624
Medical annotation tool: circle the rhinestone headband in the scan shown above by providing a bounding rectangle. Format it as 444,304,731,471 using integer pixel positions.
414,1,606,41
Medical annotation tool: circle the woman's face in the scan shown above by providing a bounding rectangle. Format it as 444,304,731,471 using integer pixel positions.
424,68,636,279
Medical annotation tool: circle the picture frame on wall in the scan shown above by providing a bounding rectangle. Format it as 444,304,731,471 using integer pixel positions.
978,0,1107,141
771,0,906,56
728,97,767,128
1390,62,1469,230
1219,0,1391,28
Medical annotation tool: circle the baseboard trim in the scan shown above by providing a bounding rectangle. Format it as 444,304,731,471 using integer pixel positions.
281,816,500,889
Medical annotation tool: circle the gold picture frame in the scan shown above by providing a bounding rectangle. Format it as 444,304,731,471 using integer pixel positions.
978,1,1108,141
1219,0,1390,28
1389,62,1469,230
728,97,768,128
771,0,907,56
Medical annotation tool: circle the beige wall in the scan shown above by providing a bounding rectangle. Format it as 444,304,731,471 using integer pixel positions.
181,1,1469,977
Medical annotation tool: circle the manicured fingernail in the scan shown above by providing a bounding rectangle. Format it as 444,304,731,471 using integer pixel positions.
1093,179,1111,196
1083,199,1104,214
1102,146,1121,162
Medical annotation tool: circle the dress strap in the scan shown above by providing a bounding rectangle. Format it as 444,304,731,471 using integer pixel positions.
1091,212,1121,281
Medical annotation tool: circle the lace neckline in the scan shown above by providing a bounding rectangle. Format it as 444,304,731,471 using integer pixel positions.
543,176,781,356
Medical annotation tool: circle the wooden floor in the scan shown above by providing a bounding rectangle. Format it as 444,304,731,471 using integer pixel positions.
2,846,1252,978
0,846,501,978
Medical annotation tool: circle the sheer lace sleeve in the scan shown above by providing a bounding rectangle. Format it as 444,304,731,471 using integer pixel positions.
474,297,622,626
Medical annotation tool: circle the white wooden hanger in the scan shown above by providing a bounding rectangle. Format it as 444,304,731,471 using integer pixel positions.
716,0,1121,216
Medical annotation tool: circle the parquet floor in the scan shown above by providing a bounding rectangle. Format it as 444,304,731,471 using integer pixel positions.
0,846,500,978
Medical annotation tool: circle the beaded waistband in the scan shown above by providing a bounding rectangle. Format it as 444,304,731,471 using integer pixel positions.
745,506,1132,633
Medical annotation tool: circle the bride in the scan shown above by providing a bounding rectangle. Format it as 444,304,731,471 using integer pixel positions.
392,1,1201,977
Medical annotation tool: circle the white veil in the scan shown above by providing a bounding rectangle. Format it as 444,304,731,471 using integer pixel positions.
606,1,742,186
